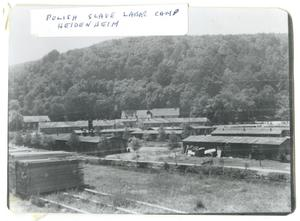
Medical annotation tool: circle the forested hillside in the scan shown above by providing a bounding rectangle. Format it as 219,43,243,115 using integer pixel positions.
8,34,290,124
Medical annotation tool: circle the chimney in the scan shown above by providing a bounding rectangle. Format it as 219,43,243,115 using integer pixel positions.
88,119,93,131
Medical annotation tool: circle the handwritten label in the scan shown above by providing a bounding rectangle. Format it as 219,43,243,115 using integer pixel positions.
31,5,188,37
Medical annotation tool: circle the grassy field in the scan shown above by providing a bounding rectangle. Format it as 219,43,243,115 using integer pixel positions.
83,164,291,214
105,144,290,172
9,163,292,214
8,141,291,214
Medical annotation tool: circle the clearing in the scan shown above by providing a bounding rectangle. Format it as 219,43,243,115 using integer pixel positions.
105,144,290,172
8,164,291,214
83,164,292,213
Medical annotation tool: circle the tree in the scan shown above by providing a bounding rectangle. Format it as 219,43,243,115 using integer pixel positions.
8,34,290,123
9,110,23,131
235,88,256,122
94,95,114,119
42,135,55,150
42,49,60,63
122,127,131,140
23,133,32,146
275,93,290,120
210,91,237,124
129,137,142,162
49,103,65,121
179,86,196,116
254,85,277,120
157,125,166,142
142,133,151,141
14,132,23,146
67,132,81,152
31,132,42,148
152,60,175,86
168,132,180,165
9,100,21,111
182,123,192,139
97,136,109,155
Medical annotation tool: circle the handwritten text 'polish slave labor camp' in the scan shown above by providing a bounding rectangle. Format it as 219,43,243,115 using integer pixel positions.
31,5,188,37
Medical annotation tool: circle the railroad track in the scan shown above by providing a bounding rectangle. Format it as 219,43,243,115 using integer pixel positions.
84,188,187,214
37,188,187,214
38,197,91,214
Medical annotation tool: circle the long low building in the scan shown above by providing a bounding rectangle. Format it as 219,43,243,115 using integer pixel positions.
39,121,88,134
141,117,209,128
121,108,180,119
211,127,290,137
23,115,50,130
99,128,136,137
131,129,183,140
216,121,290,128
190,125,216,135
182,135,290,161
39,117,209,134
255,121,290,127
39,119,137,134
51,134,127,156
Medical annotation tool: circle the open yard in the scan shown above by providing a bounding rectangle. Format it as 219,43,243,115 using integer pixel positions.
82,164,291,214
9,163,292,214
8,141,292,214
105,143,290,172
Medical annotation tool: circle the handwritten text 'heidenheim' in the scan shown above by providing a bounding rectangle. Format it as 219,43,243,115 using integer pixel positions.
44,9,180,29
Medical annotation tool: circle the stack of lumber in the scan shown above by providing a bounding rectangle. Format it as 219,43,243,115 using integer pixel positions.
9,147,33,153
9,151,74,161
15,158,84,198
8,150,81,196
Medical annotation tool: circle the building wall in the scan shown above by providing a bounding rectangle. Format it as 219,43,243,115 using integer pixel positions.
182,141,288,161
190,128,215,135
41,126,88,134
211,133,282,137
54,137,127,156
153,115,178,118
143,121,207,128
24,122,39,130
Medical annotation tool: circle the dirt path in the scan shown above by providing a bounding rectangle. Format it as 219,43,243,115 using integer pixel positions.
223,165,290,174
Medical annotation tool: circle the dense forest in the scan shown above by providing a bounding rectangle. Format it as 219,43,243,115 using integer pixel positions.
8,34,290,124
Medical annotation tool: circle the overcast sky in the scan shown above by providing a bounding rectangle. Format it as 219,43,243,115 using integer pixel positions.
9,6,288,65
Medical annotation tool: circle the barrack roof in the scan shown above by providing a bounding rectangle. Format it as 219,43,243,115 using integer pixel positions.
131,130,183,135
142,117,209,124
211,127,285,136
23,116,50,123
151,108,179,117
182,135,288,146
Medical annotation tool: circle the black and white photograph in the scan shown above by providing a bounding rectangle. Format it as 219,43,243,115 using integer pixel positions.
7,5,294,214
